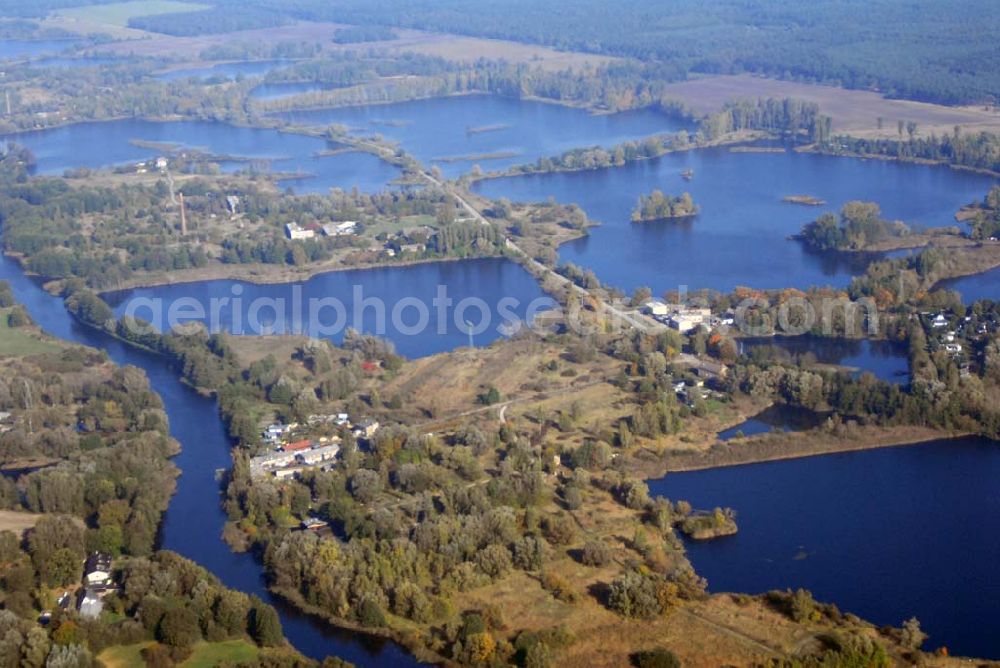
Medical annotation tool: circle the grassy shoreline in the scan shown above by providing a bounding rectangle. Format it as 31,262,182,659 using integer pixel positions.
637,425,967,477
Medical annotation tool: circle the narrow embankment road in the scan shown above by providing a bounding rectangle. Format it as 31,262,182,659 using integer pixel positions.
420,168,660,334
347,135,658,334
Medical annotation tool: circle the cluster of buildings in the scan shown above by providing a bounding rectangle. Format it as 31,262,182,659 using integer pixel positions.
250,440,342,478
285,220,359,240
380,225,438,258
250,414,380,478
927,311,969,357
921,309,1000,377
41,551,135,622
134,156,170,174
642,300,734,332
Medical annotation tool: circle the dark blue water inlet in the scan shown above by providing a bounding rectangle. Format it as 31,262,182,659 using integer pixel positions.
653,438,1000,659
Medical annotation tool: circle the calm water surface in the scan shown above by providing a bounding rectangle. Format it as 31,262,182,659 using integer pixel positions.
475,148,996,293
251,82,339,101
653,437,1000,659
155,59,294,81
3,119,399,194
0,256,421,667
276,95,685,178
938,265,1000,304
717,404,826,441
104,258,551,359
741,336,910,383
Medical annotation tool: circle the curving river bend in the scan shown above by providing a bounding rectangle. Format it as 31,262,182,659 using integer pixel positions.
0,254,422,666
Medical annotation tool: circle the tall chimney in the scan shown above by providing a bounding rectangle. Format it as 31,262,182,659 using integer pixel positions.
179,192,188,236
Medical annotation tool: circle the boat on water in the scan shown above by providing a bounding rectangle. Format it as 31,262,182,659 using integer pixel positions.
681,168,694,181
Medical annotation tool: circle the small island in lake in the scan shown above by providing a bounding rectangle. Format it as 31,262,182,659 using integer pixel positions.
783,194,826,206
679,508,739,540
796,200,911,250
631,189,699,221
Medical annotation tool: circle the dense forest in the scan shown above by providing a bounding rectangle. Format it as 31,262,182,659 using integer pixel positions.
0,329,176,553
238,0,1000,105
127,6,290,36
5,0,998,104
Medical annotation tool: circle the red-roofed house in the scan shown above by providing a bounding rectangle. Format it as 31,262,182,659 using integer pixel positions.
282,439,313,453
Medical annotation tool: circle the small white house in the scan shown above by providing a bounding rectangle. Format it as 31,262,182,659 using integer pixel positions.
944,343,963,354
670,313,704,332
322,221,358,236
642,300,670,317
84,553,112,587
286,222,315,240
931,314,949,328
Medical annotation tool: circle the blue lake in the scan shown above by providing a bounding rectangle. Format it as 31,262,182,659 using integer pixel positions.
275,94,685,178
718,404,826,441
103,258,552,359
938,265,1000,304
741,336,910,383
251,82,339,101
155,59,295,81
653,437,1000,659
2,89,998,662
3,119,400,194
475,147,996,294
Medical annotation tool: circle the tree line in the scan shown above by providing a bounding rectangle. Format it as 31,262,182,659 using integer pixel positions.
823,130,1000,175
250,0,1000,105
